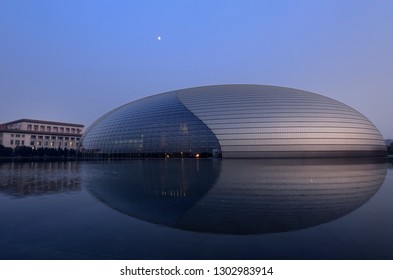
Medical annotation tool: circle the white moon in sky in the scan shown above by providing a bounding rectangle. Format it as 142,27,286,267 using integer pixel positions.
157,36,161,41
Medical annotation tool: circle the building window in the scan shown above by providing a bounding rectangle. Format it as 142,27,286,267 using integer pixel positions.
60,127,64,133
38,136,43,139
50,141,54,147
51,136,56,140
30,141,35,146
27,125,32,130
16,134,20,138
40,125,45,131
66,128,70,133
15,140,20,146
45,136,50,139
22,134,25,138
53,127,58,132
44,141,48,146
31,135,37,139
11,134,14,137
37,141,41,146
21,140,25,145
64,142,67,147
10,140,13,145
34,125,38,131
58,136,63,140
47,126,51,132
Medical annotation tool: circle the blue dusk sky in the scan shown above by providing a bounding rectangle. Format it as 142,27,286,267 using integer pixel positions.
1,1,392,138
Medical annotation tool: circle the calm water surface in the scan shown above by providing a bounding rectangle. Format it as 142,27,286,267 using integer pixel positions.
0,158,391,259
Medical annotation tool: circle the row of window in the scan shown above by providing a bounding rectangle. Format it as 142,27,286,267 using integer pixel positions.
10,140,25,146
9,134,81,141
10,134,25,138
26,124,82,134
10,139,78,147
30,141,76,147
30,135,80,141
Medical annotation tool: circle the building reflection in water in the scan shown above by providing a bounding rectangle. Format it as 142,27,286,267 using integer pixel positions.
0,161,81,197
86,158,387,235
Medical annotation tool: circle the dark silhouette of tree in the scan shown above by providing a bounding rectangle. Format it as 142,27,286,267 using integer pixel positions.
0,145,13,157
14,146,33,157
388,143,393,155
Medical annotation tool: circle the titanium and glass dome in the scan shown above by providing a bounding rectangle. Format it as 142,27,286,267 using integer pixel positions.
80,85,386,158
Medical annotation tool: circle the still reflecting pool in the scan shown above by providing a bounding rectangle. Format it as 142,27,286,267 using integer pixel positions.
85,159,386,234
0,158,391,259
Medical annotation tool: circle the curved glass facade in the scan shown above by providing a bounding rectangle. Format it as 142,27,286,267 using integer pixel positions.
81,85,387,158
81,92,220,158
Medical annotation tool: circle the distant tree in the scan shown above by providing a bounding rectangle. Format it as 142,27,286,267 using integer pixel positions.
388,143,393,155
0,145,13,157
0,145,78,158
14,146,33,157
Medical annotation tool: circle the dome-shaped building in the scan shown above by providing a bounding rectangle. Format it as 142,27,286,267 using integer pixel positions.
80,85,386,158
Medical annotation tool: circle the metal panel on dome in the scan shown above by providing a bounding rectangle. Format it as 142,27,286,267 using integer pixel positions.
176,85,386,158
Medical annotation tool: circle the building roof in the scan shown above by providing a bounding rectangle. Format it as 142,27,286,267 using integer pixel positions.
1,118,84,128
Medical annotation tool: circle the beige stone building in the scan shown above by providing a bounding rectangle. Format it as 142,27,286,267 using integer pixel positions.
0,119,84,150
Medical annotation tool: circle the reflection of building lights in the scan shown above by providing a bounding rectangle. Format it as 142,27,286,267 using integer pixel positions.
180,123,188,132
166,154,170,158
195,154,200,158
